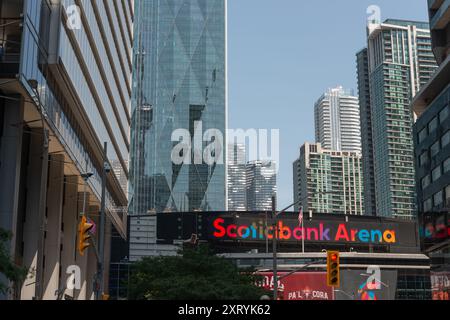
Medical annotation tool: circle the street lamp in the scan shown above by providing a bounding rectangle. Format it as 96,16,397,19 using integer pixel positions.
97,142,109,301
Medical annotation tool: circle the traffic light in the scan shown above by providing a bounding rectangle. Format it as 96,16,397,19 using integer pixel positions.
101,294,110,301
78,215,94,256
326,251,340,287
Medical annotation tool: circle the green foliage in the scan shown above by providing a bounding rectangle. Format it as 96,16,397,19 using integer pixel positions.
0,228,27,294
127,245,268,300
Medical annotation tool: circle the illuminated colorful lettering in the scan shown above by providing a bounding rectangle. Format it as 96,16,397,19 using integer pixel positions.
211,218,397,245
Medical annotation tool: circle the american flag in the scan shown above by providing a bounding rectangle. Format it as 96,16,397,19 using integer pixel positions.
88,217,96,235
298,207,304,227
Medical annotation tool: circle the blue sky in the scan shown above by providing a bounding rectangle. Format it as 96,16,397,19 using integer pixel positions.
227,0,429,209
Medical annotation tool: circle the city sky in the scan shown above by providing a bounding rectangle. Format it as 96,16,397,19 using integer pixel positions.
228,0,430,209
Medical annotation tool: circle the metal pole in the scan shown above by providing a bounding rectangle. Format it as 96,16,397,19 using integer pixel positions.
301,206,305,253
97,142,108,300
82,162,88,217
272,196,278,300
265,211,268,254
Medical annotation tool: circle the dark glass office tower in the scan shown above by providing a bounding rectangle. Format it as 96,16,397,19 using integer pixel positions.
129,0,227,258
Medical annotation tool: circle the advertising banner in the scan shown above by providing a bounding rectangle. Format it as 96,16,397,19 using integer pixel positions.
258,272,334,300
420,211,450,249
335,268,398,300
431,272,450,300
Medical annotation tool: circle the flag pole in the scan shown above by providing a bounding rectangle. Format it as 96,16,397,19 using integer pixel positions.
301,206,305,253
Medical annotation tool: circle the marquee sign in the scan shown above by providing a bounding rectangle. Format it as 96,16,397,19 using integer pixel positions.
211,217,397,244
156,212,419,249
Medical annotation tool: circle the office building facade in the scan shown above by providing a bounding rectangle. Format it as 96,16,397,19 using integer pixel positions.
364,19,438,218
0,0,132,299
128,0,227,259
314,86,362,154
413,0,450,214
246,160,277,211
412,1,449,287
227,143,247,211
293,143,364,215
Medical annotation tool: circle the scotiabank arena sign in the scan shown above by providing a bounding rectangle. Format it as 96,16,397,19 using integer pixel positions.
212,217,398,244
156,212,419,250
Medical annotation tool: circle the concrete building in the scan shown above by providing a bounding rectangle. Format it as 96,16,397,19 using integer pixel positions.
246,160,277,211
314,86,362,154
0,0,132,299
361,19,438,218
112,159,129,200
128,0,227,260
412,0,449,278
227,143,247,211
293,143,364,215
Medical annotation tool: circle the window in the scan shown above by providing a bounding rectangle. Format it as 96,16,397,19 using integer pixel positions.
442,131,450,148
428,117,438,133
431,141,440,158
432,166,442,182
423,198,432,212
418,128,427,143
444,157,450,173
420,151,429,166
421,174,431,190
446,185,450,206
440,106,449,124
433,191,443,207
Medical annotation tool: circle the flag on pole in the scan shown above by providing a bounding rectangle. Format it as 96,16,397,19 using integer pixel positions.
87,217,96,235
298,207,304,227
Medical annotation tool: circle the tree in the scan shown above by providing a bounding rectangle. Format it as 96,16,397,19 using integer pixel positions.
0,228,27,295
127,245,268,300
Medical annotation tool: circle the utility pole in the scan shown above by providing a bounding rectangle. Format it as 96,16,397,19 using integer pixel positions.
272,195,278,301
269,197,305,300
96,142,108,300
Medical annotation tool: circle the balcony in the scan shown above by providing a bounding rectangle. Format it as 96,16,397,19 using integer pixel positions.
0,17,22,79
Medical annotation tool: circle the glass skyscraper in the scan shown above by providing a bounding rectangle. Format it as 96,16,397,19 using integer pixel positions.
129,0,227,259
356,49,376,216
359,19,438,219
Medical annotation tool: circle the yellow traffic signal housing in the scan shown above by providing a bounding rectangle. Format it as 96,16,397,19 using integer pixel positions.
326,251,340,287
78,216,94,256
